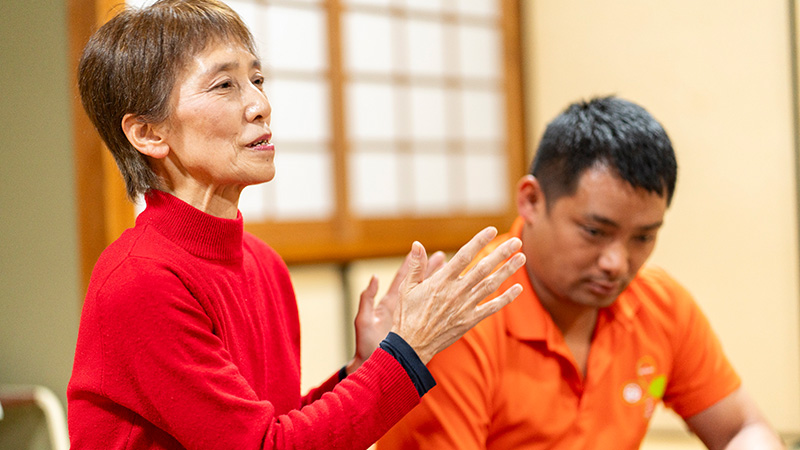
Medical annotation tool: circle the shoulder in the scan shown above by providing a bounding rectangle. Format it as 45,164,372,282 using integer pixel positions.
90,237,192,308
626,266,696,312
623,266,723,359
241,233,296,301
87,224,217,313
90,225,173,287
619,266,708,345
243,232,285,266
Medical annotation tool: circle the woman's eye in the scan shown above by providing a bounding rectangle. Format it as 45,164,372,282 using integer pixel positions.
214,80,233,90
253,77,265,88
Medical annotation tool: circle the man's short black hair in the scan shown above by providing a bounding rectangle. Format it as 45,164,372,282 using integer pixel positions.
530,96,678,208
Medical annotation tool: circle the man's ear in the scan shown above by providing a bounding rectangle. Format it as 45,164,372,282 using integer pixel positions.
517,175,546,223
121,113,170,159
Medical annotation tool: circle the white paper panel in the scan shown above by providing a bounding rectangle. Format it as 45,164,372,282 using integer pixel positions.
278,0,320,4
125,0,154,7
344,0,393,6
462,152,507,213
461,89,504,142
266,79,329,142
224,1,260,40
239,183,271,221
411,149,450,215
409,86,447,140
264,6,326,72
455,0,498,18
405,0,445,13
344,12,394,74
348,82,396,140
273,151,334,220
406,18,446,77
458,24,501,80
350,151,401,217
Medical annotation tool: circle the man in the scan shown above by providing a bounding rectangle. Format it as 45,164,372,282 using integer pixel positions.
376,97,784,449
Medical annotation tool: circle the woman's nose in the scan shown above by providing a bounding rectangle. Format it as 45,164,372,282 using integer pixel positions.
245,88,271,124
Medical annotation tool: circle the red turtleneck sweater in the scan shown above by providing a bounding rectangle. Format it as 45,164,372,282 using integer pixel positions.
68,190,420,450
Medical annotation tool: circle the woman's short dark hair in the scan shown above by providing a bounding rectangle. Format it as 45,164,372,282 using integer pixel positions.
530,96,678,208
78,0,258,200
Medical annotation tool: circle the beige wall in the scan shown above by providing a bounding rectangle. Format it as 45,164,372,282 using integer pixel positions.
0,0,81,447
522,0,800,443
0,0,81,410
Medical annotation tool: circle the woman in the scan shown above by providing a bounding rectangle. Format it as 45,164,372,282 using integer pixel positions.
67,1,526,449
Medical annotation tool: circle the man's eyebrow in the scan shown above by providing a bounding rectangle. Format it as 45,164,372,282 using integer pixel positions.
586,214,619,228
638,221,664,231
585,214,663,231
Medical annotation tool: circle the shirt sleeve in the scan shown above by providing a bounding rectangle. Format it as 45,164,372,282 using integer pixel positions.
78,260,421,450
657,271,742,418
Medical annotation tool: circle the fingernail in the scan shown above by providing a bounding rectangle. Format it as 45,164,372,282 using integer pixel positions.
411,241,422,258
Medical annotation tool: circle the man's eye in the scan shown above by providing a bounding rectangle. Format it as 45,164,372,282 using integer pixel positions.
215,81,233,89
582,226,603,237
635,234,656,244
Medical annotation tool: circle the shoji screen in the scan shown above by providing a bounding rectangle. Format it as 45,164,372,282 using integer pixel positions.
117,0,524,264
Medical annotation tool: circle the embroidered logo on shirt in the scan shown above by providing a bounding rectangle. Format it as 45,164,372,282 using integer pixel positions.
621,355,667,419
623,383,643,403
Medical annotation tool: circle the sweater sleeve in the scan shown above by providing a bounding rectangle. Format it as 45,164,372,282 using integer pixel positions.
69,259,421,450
300,371,341,406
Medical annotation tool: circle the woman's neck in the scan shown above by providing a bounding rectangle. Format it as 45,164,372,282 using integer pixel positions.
166,182,243,219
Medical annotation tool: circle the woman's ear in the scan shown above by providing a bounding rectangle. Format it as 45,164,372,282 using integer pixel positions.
517,175,546,223
121,113,170,159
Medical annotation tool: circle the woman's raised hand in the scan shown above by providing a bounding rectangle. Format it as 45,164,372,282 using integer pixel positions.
392,227,525,364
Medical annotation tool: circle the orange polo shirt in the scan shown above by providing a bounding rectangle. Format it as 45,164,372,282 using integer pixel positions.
377,218,741,450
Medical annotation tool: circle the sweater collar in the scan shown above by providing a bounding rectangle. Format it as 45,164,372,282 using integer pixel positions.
137,190,244,261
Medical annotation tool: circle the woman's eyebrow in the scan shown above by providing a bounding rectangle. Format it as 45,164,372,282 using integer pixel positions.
204,57,260,76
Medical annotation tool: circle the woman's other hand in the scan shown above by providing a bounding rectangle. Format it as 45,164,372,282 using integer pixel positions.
346,250,446,375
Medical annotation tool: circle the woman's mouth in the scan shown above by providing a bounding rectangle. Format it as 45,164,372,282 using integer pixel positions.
246,135,274,151
248,139,270,147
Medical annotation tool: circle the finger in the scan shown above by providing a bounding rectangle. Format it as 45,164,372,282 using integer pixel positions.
400,241,428,293
473,283,523,322
384,251,413,301
425,251,446,277
357,275,379,318
440,227,498,279
460,237,523,288
468,251,526,304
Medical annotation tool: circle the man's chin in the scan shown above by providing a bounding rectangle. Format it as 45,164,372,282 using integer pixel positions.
571,292,620,309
